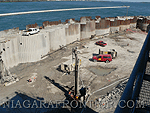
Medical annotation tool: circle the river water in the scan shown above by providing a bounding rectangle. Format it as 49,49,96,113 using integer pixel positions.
0,1,150,31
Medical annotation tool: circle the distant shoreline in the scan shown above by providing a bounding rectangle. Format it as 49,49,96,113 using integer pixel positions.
0,1,149,3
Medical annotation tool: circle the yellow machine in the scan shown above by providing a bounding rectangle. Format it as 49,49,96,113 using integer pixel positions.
99,49,117,59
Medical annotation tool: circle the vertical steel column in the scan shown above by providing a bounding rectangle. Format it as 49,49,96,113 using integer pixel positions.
74,49,79,97
72,48,79,97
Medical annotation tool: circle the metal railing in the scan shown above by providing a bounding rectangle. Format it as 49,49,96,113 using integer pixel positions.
115,30,150,113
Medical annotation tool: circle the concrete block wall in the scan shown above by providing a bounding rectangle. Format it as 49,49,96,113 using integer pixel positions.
0,22,81,68
95,18,110,36
0,38,20,68
95,28,110,36
130,16,137,28
65,23,80,44
80,21,95,39
109,18,120,33
49,27,66,51
0,28,20,38
80,17,95,40
118,19,130,31
0,16,143,69
48,23,80,51
1,33,50,69
18,34,50,63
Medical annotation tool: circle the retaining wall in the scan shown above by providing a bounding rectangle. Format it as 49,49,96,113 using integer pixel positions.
130,16,137,28
49,27,66,51
95,18,110,36
80,17,95,40
65,23,80,44
1,33,50,68
110,19,120,33
0,28,20,38
1,15,149,69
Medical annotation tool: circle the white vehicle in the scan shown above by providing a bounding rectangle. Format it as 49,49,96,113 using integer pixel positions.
22,28,39,36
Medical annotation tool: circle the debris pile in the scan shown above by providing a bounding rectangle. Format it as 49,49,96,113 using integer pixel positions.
0,60,19,86
95,79,128,112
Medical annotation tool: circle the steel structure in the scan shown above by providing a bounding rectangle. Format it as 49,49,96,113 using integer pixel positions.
115,30,150,113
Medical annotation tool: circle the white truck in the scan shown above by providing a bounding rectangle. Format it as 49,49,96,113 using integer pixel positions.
22,28,39,36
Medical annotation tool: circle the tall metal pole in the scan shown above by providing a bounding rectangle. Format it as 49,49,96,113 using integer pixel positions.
73,48,79,98
75,51,79,97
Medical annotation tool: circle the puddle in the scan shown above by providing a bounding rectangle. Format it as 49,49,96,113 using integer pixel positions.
88,67,116,76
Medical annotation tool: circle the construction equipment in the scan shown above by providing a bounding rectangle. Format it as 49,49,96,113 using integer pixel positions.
99,49,117,59
60,59,81,74
60,64,74,74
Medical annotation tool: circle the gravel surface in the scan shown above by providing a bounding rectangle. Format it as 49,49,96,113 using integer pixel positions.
0,29,147,113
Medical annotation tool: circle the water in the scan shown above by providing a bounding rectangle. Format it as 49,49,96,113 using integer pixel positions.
0,1,150,31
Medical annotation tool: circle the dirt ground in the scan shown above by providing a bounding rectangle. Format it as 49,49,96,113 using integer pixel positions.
0,28,147,112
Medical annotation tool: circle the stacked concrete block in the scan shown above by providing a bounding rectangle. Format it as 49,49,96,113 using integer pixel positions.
80,17,95,40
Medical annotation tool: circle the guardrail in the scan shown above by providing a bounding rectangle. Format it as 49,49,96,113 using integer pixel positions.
115,30,150,113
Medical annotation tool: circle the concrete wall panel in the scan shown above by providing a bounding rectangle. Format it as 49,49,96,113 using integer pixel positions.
110,27,119,33
65,24,80,44
80,21,95,40
1,33,50,69
95,28,110,36
49,27,66,51
119,25,130,31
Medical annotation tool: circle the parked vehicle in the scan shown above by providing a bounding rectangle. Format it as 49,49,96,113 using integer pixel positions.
95,41,107,47
92,54,112,63
22,28,39,36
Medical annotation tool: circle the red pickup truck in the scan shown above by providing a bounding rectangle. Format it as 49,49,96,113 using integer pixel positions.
92,54,112,63
95,41,107,47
